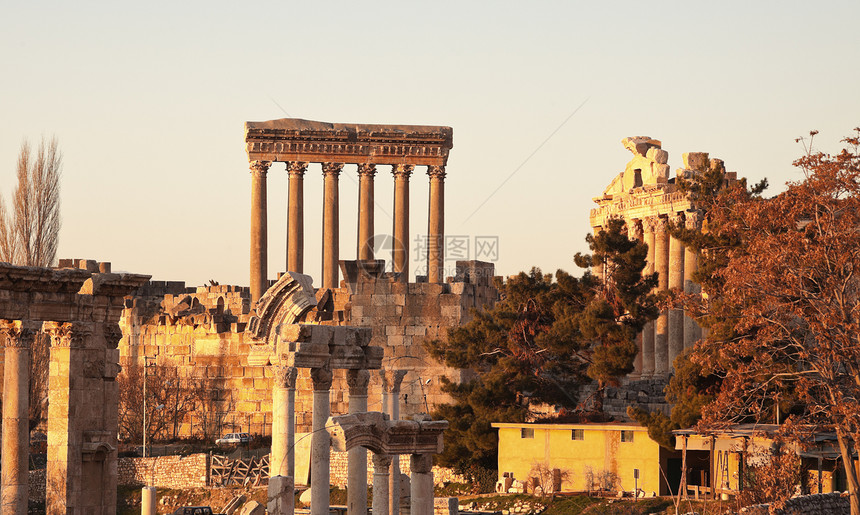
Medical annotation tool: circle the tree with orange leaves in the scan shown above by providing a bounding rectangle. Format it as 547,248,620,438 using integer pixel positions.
685,129,860,514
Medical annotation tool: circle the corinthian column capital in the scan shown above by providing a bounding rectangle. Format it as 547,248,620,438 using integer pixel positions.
322,162,344,176
392,164,415,179
347,369,371,395
427,165,446,180
685,210,703,230
669,212,685,226
287,161,308,177
43,321,93,348
629,220,643,241
0,319,39,348
653,216,669,233
249,160,271,177
274,364,299,389
380,369,408,394
311,366,333,390
358,163,377,177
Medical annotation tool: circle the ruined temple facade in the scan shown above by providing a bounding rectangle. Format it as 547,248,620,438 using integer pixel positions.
590,137,736,381
117,118,498,437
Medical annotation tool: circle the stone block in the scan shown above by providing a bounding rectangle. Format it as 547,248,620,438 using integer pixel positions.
646,147,669,164
682,152,709,171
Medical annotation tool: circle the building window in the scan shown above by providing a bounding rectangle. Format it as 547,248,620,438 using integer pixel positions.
571,429,584,441
521,428,534,439
620,430,634,443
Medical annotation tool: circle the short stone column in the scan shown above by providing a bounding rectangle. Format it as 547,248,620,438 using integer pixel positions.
250,160,272,304
668,213,685,370
347,370,370,515
287,161,308,273
641,217,657,378
271,365,298,478
358,164,377,261
653,216,670,376
392,164,414,282
381,370,408,515
311,366,334,515
1,320,37,515
410,454,434,515
684,212,702,350
322,163,344,289
427,166,446,283
372,454,392,515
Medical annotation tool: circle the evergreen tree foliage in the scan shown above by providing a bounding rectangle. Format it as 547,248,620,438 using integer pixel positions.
425,218,657,474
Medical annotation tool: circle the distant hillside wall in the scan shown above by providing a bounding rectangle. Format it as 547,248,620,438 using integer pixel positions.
118,261,499,438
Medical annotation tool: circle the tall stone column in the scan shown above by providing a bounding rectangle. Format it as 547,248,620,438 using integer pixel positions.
358,164,377,261
410,454,434,515
381,370,408,515
372,454,392,515
287,161,308,273
271,365,298,478
629,220,644,378
653,216,670,376
322,163,344,289
44,321,95,515
684,212,702,350
1,320,37,515
427,166,446,283
392,164,414,282
591,226,604,282
347,370,370,515
250,160,272,304
668,213,686,370
311,367,334,515
641,217,657,378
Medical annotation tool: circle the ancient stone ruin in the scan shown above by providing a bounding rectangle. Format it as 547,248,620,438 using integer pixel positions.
590,137,736,380
0,260,147,515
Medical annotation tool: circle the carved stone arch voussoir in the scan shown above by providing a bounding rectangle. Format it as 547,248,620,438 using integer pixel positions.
246,271,318,344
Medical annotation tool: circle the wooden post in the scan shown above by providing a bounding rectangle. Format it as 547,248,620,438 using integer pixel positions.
681,435,688,500
709,436,716,500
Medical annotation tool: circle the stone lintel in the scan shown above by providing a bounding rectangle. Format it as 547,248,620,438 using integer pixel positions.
327,413,448,455
245,118,453,167
589,188,694,229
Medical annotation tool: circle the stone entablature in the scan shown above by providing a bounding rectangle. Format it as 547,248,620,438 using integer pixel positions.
245,119,453,166
0,260,148,515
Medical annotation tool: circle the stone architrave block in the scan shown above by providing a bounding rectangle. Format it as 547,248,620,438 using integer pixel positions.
267,476,294,515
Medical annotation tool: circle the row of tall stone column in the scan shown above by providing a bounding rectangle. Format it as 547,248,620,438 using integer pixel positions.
250,161,447,302
270,366,423,515
593,212,703,377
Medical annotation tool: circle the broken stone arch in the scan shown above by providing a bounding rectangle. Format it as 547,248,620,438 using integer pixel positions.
246,271,317,346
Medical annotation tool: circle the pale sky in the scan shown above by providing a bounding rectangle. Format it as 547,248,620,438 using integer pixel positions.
2,1,858,287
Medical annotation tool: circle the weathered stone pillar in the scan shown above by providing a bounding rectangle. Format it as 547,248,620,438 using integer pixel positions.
684,212,702,350
358,164,377,261
44,321,97,515
381,370,408,515
311,366,334,515
287,161,308,273
629,220,644,378
1,320,37,515
410,454,434,515
427,166,446,284
250,160,271,304
322,163,344,289
591,226,604,281
392,165,414,282
653,216,670,376
372,454,392,515
347,370,370,515
641,217,657,378
668,213,685,370
271,365,298,478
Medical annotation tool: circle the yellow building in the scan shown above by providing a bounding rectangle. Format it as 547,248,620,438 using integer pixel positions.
493,422,680,495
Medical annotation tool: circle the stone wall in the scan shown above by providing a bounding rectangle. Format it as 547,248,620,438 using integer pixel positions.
329,448,466,488
434,497,459,515
740,492,850,514
117,453,210,489
118,261,499,438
